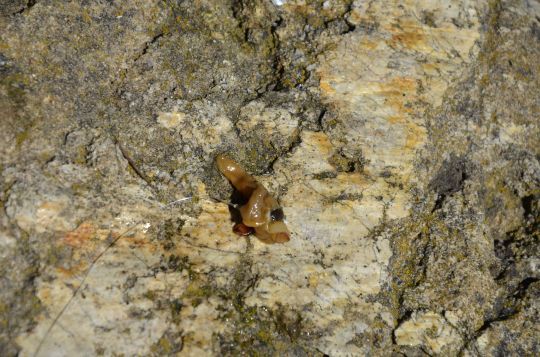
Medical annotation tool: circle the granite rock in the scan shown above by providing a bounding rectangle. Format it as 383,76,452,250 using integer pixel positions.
0,0,538,356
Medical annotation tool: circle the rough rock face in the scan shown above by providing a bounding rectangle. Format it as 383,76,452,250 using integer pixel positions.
0,0,538,356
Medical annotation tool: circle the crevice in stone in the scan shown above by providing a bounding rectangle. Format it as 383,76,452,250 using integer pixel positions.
512,277,539,300
316,108,327,132
416,238,431,286
328,149,364,173
391,309,414,344
419,346,434,357
43,155,56,166
429,155,468,211
0,178,17,207
493,192,538,281
521,194,536,219
340,21,356,35
268,16,286,92
265,130,303,173
315,348,330,357
462,276,539,353
116,140,154,189
341,1,357,34
14,0,37,15
133,32,164,63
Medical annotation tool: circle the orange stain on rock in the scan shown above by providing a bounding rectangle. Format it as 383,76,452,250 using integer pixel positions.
388,115,405,124
379,76,425,152
309,131,335,155
57,222,154,277
319,80,336,96
379,77,417,115
380,76,417,95
117,231,156,250
387,20,427,50
359,38,379,50
63,222,95,248
405,122,427,150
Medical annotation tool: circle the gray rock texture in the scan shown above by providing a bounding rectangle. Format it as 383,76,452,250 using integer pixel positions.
0,0,538,356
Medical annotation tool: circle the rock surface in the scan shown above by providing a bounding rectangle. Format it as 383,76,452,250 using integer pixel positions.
0,0,538,356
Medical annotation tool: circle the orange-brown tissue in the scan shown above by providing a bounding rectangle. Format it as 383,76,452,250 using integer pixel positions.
216,154,290,244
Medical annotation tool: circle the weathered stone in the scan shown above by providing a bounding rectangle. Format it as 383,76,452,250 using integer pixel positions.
395,311,463,354
0,0,538,356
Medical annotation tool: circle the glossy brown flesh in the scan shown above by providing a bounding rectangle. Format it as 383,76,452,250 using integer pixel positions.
216,154,290,244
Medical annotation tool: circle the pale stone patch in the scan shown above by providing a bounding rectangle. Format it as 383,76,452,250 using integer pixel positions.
11,196,75,234
306,3,485,348
178,297,226,357
394,311,463,354
244,131,399,353
16,234,175,357
318,0,483,178
235,100,300,151
157,111,187,129
271,0,287,6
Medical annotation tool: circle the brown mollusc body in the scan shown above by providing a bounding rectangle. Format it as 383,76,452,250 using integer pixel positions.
216,154,290,244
